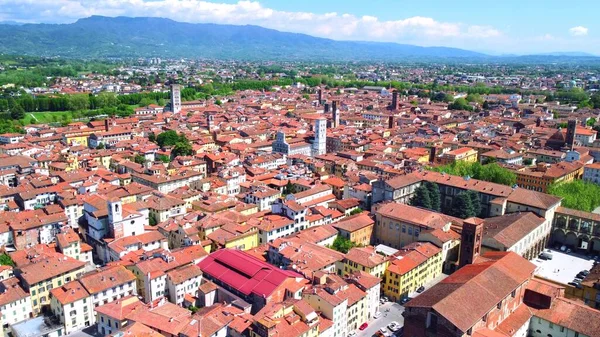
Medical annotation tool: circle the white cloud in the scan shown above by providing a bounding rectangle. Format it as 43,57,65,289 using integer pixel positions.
0,0,502,45
569,26,588,36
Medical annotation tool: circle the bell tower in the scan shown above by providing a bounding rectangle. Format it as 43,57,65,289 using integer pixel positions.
459,217,484,268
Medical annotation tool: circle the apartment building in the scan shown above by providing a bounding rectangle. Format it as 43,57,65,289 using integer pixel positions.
250,299,320,337
0,277,32,328
341,246,388,279
383,242,442,301
437,147,478,165
374,202,461,249
94,295,144,335
50,281,94,334
332,212,374,246
15,254,86,315
166,264,202,306
129,246,207,303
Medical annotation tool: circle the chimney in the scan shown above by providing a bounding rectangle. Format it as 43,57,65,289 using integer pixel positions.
459,217,484,268
391,91,399,111
104,119,110,132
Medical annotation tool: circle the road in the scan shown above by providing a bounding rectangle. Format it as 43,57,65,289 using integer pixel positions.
356,302,404,337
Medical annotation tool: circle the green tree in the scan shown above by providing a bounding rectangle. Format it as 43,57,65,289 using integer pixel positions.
591,93,600,109
466,190,481,217
10,104,25,120
587,118,597,127
0,253,14,267
157,154,171,163
329,236,356,253
172,140,194,157
134,154,146,164
424,181,441,212
96,92,119,108
283,181,296,195
409,185,432,210
148,132,156,142
156,130,181,147
96,143,105,150
449,192,476,219
149,213,158,226
430,162,516,186
548,180,600,212
349,207,363,216
67,94,90,111
466,93,483,104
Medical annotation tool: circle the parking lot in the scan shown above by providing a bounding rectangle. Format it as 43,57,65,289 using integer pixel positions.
532,248,594,285
407,273,448,299
355,301,404,337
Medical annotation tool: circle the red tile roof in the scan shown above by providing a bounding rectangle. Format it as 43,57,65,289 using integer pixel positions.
198,248,301,298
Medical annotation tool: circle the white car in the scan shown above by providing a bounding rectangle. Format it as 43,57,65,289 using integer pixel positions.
388,322,400,331
379,327,388,334
373,311,382,319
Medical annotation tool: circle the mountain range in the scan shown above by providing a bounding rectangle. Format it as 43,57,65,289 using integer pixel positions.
0,16,596,62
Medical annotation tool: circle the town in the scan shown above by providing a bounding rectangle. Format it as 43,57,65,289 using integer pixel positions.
0,54,598,337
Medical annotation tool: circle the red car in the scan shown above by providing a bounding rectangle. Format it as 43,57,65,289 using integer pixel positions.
359,323,369,330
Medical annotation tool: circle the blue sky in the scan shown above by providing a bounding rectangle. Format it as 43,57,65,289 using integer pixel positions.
0,0,598,55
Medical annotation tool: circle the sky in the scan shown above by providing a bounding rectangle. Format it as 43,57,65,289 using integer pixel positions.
0,0,598,55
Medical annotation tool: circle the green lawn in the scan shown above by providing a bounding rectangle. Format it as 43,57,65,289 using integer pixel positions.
23,111,76,125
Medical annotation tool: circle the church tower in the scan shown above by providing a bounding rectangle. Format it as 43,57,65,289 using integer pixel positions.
312,118,327,157
459,217,484,268
170,84,182,114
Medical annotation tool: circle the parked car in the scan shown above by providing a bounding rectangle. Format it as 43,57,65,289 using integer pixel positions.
561,245,567,252
566,248,572,254
388,322,400,331
380,296,388,302
379,327,388,334
373,312,382,319
360,323,369,330
539,252,553,260
400,297,411,305
580,270,590,276
416,286,425,293
348,331,357,337
576,272,587,279
568,282,583,289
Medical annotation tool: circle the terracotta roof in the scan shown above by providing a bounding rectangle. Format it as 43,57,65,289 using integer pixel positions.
405,252,536,333
79,265,136,294
533,297,600,337
50,280,90,305
332,212,374,233
482,212,546,248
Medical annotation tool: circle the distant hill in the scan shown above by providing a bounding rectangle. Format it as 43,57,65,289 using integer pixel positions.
0,16,485,60
533,52,596,57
